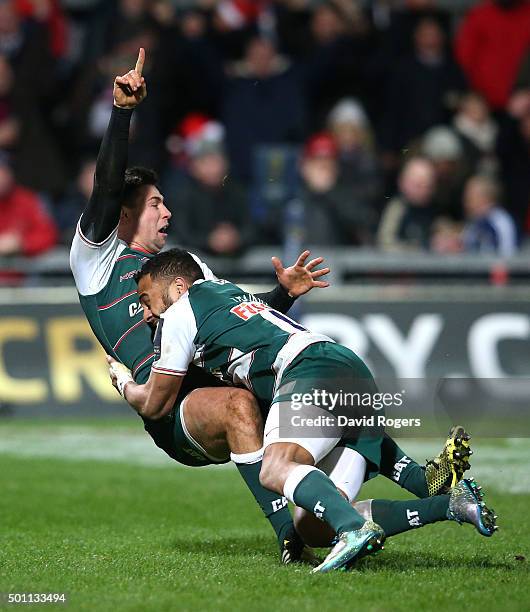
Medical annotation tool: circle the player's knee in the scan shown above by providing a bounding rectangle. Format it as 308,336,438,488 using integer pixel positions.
259,444,295,492
258,460,274,491
225,388,262,431
258,454,284,493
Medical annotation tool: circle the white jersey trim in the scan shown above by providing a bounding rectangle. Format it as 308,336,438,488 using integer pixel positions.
271,332,334,396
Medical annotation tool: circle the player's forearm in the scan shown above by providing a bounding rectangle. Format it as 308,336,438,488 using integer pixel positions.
121,381,148,416
79,106,133,242
256,285,296,314
123,378,178,421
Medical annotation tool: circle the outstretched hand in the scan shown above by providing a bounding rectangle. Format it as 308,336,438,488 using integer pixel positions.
113,48,147,109
272,250,330,298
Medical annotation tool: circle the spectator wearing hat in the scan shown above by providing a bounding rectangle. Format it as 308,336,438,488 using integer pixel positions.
168,125,253,257
0,154,58,256
462,175,518,257
285,132,376,247
326,97,381,215
421,125,471,220
377,157,437,252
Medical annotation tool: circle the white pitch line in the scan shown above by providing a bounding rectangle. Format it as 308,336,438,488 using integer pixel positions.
0,428,528,493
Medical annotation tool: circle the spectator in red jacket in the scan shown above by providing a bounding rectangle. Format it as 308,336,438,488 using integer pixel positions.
455,0,530,110
0,155,57,256
14,0,67,59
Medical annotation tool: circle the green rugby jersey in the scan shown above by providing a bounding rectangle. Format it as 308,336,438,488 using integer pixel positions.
152,279,332,408
70,223,215,384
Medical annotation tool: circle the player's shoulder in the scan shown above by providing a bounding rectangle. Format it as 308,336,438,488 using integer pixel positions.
189,278,246,301
187,251,217,281
70,220,129,296
191,278,240,292
159,293,197,336
185,279,245,319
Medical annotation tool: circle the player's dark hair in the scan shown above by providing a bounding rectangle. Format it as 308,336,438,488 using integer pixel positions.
137,248,205,286
121,166,159,210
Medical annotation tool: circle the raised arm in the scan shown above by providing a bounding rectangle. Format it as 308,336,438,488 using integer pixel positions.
255,250,330,313
79,49,147,242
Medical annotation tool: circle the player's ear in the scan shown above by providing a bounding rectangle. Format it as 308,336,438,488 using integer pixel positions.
172,277,186,297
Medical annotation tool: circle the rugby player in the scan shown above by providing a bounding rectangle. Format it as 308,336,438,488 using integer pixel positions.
108,250,497,573
69,48,333,564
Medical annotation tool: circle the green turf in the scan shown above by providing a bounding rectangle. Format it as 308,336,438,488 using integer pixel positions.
0,423,528,612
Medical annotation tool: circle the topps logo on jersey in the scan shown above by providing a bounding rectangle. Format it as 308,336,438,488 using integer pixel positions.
230,301,269,321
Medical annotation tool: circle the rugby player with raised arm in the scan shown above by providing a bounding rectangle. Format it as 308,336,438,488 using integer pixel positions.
70,48,333,564
109,250,497,573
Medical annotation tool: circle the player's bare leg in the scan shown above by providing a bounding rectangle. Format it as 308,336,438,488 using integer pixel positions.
181,387,263,460
260,440,384,573
292,438,478,548
182,387,315,564
292,438,494,548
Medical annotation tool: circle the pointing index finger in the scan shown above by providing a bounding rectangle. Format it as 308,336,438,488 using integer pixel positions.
135,47,145,76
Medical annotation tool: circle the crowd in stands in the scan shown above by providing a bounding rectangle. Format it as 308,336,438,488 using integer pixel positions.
0,0,528,260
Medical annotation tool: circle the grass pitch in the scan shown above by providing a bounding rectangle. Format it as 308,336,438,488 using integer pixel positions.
0,419,528,612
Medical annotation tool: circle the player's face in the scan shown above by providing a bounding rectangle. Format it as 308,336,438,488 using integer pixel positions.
137,274,183,322
138,274,168,322
136,186,172,253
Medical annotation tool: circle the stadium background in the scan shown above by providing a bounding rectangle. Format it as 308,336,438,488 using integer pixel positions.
1,1,529,610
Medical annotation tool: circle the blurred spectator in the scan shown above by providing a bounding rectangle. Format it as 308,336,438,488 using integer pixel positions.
453,91,498,176
380,16,466,163
0,54,18,150
377,157,437,251
0,0,66,194
462,175,518,256
54,159,95,245
15,0,67,58
326,97,381,213
496,85,530,232
168,129,253,256
455,0,530,110
222,36,306,180
104,0,156,51
421,125,470,219
431,217,464,254
276,1,372,128
211,0,274,60
285,132,375,246
0,154,57,256
214,0,270,33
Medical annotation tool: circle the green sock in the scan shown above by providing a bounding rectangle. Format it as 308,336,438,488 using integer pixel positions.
370,496,450,536
235,460,294,544
379,435,429,498
291,469,365,535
